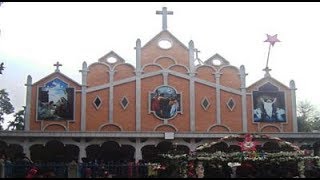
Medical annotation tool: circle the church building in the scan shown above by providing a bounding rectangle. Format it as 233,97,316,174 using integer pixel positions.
1,7,319,164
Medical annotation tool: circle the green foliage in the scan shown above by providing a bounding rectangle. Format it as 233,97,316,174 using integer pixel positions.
297,116,312,132
0,89,14,130
297,100,320,132
7,108,25,130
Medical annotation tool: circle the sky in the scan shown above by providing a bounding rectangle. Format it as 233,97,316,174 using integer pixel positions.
1,2,320,127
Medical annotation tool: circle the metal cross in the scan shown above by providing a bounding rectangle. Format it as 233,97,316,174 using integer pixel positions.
194,48,204,65
156,7,173,31
54,61,62,72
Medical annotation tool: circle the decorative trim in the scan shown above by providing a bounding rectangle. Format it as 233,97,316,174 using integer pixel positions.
86,70,242,96
259,125,281,132
43,123,67,131
153,55,177,65
194,64,218,73
218,65,240,73
207,124,231,132
98,123,123,131
153,124,178,132
1,131,320,139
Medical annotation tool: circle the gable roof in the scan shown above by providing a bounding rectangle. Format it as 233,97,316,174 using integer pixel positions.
142,30,188,50
247,75,290,90
33,71,81,87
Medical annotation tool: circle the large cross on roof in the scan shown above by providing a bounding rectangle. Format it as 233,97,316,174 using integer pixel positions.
156,7,173,31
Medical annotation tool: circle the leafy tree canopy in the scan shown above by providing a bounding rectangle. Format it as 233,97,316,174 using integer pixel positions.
0,89,14,130
297,100,320,132
7,108,25,130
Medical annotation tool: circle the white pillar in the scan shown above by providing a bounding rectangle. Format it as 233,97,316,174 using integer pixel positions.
215,73,222,125
79,62,88,131
240,65,248,132
23,139,31,161
135,139,142,163
78,139,86,163
24,75,32,131
290,80,298,132
108,70,115,123
135,39,142,131
188,40,195,132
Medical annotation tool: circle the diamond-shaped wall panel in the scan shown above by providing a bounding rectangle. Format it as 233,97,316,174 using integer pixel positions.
201,97,211,111
93,96,102,110
227,98,236,111
120,96,129,110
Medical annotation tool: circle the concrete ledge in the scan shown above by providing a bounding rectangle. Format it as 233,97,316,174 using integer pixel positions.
1,131,320,139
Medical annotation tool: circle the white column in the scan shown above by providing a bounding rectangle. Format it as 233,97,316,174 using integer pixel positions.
108,70,115,123
24,75,32,131
135,39,142,131
79,62,88,131
135,138,142,163
215,73,221,125
290,80,298,132
78,139,86,163
23,139,30,160
240,65,248,132
163,72,168,85
188,40,196,132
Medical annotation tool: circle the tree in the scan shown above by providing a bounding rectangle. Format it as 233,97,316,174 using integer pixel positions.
0,62,4,74
297,100,320,132
0,89,14,130
7,108,25,130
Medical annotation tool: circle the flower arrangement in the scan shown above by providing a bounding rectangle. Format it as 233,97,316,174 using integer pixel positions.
158,133,320,178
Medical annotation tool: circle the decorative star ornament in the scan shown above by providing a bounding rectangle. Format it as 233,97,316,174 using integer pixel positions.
238,134,257,152
264,34,280,46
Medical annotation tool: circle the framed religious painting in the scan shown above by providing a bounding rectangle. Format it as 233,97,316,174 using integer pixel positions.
149,86,182,120
252,91,286,122
37,78,74,120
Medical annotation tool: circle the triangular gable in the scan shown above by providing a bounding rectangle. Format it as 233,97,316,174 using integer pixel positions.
247,76,290,91
204,53,230,67
142,30,188,50
98,51,126,68
33,71,81,87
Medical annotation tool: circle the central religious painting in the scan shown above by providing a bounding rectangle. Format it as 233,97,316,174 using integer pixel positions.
149,86,182,120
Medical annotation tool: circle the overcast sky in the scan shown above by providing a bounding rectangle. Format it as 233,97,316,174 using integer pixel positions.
1,2,320,126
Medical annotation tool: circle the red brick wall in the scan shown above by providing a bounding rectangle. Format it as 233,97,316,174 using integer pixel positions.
28,31,294,134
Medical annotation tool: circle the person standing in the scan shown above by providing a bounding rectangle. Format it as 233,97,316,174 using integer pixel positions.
261,97,276,120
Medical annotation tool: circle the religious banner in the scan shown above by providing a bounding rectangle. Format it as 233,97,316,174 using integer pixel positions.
252,91,286,122
37,78,74,120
